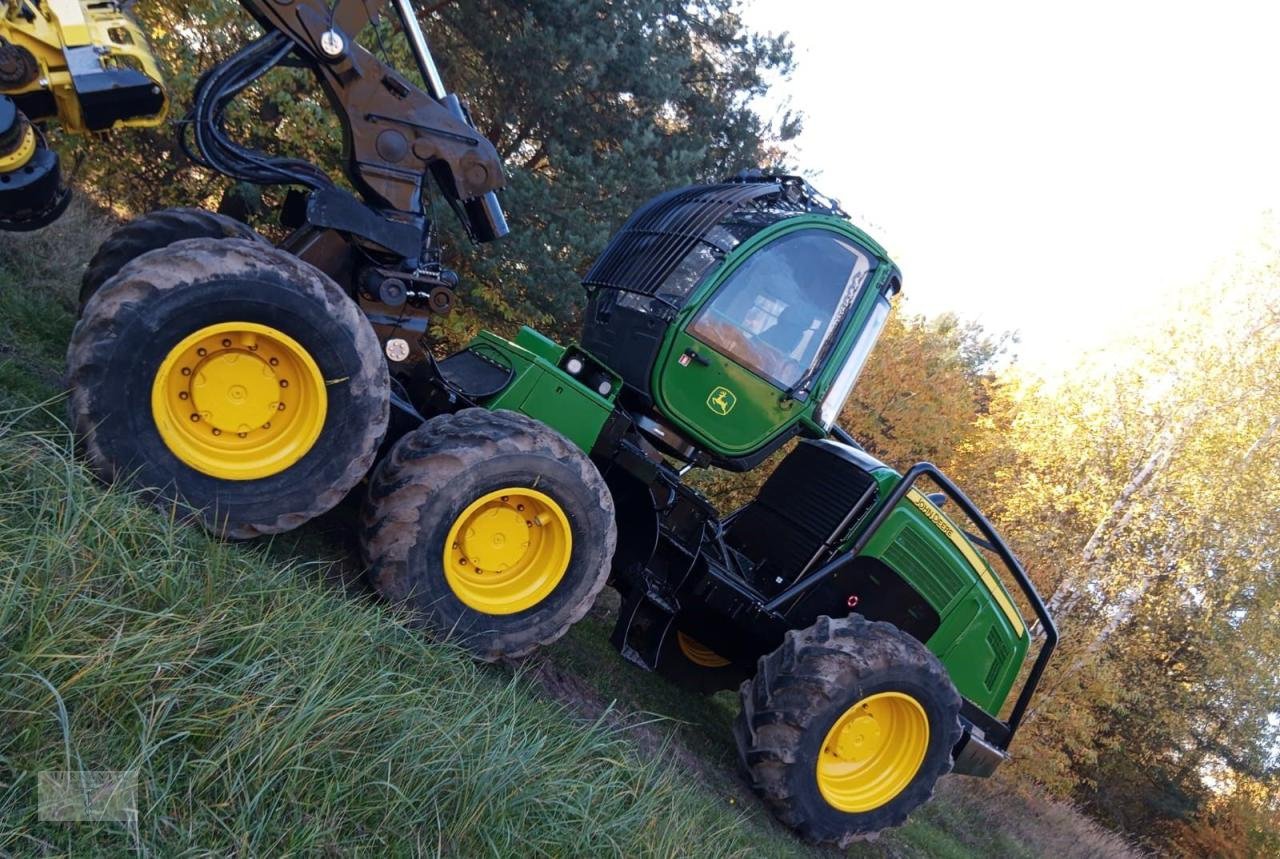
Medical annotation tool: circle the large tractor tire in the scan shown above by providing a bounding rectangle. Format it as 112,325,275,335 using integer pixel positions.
67,238,388,539
361,408,616,661
79,207,265,311
655,626,744,694
735,614,962,847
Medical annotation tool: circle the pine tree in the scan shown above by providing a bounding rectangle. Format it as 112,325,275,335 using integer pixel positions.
65,1,795,342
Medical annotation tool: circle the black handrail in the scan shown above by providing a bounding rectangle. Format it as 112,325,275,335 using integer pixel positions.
763,462,1058,747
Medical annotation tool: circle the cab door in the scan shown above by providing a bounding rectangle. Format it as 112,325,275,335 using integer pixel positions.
653,226,878,456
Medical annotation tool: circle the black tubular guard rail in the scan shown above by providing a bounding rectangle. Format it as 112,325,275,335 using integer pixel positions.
763,462,1058,748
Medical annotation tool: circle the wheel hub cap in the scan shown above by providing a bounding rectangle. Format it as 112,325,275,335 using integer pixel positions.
151,322,327,480
194,352,281,433
833,714,883,761
816,691,929,813
443,488,572,615
463,506,529,571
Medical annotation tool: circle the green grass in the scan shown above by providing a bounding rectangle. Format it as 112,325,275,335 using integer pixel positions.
0,428,793,856
538,615,1140,859
0,204,1140,858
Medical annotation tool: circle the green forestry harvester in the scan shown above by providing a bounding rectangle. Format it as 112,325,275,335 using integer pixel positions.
34,0,1058,845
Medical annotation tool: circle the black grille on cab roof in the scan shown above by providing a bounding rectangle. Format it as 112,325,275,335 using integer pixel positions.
582,174,847,301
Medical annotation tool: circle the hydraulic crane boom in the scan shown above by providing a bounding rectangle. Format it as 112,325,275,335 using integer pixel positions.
0,0,508,244
209,0,506,240
0,0,166,228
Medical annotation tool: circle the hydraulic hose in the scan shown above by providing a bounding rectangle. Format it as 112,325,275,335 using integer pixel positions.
183,32,334,191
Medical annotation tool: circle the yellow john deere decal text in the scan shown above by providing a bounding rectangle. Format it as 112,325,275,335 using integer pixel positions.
906,490,1025,636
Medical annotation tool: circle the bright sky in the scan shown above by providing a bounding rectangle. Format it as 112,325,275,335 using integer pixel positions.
742,0,1280,370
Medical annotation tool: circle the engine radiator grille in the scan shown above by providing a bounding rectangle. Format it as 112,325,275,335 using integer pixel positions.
726,440,877,592
986,626,1012,689
882,528,967,610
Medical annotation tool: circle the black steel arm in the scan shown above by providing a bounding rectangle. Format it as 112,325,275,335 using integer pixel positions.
190,0,507,242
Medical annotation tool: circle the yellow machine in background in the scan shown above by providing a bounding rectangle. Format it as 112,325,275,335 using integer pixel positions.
0,0,166,229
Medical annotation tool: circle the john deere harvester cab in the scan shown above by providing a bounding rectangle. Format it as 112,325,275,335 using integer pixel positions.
579,175,897,470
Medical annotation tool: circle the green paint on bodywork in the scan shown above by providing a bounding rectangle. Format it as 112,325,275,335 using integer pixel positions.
846,466,1030,714
470,327,616,452
513,326,563,364
651,215,897,457
462,218,1030,722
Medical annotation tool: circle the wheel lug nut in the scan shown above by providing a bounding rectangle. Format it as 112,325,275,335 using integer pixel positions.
212,428,221,436
197,348,207,356
262,422,271,429
181,368,192,376
190,414,200,422
517,504,524,512
178,392,188,400
221,339,232,347
279,380,288,388
277,403,286,411
238,432,247,438
269,357,279,366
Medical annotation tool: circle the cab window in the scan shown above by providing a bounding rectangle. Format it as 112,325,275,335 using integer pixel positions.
688,229,876,387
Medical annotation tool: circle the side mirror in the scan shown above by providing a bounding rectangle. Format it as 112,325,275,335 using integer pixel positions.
926,492,947,508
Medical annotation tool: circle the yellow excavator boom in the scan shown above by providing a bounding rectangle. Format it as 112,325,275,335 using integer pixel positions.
1,0,167,229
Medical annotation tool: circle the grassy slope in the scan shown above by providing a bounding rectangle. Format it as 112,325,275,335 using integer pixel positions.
0,206,1138,858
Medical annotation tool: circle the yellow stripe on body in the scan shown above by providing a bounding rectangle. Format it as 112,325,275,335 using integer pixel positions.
905,490,1025,637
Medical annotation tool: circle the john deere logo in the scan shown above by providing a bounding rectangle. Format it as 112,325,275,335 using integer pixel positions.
707,386,737,416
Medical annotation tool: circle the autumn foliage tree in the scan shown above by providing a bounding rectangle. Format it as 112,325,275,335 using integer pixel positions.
950,237,1280,849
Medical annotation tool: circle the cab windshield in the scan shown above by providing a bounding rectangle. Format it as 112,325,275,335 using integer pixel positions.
688,229,876,388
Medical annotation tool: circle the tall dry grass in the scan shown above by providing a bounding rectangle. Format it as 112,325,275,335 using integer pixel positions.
0,427,776,856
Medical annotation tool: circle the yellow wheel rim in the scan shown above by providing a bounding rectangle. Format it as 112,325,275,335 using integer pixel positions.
150,322,327,480
0,124,36,171
443,487,572,615
816,691,930,813
676,631,731,668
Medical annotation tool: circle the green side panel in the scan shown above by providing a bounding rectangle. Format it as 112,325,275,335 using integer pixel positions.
860,508,971,614
878,514,972,614
470,330,615,454
513,326,564,364
515,374,611,452
858,498,1029,714
929,593,1027,715
654,326,803,454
